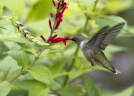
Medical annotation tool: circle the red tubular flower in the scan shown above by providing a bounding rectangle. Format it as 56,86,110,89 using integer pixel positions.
47,34,58,42
52,0,56,6
51,37,63,43
57,1,61,9
50,36,70,46
50,13,53,18
55,18,62,29
49,19,52,30
40,35,46,41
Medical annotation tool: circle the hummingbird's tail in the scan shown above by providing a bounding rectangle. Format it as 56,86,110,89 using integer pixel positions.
98,62,117,74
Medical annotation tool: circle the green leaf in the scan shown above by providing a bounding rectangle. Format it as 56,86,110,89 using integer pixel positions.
81,0,96,6
0,0,4,16
96,16,129,34
0,72,5,82
6,50,29,67
26,0,53,22
0,27,7,30
0,81,11,96
114,86,134,96
58,86,84,96
4,0,25,16
1,16,19,34
28,85,49,96
0,37,30,44
0,56,21,77
22,48,38,56
27,65,54,85
84,77,99,96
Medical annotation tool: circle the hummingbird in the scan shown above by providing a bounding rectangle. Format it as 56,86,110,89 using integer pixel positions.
70,22,125,74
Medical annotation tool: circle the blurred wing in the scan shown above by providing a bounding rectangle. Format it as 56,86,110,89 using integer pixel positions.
87,26,110,48
100,22,125,50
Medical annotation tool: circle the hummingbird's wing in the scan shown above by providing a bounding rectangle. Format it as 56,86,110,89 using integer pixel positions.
88,22,125,50
100,23,125,50
87,26,110,48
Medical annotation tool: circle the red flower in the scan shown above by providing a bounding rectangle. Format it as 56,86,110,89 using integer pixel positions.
40,35,70,46
49,0,68,31
51,36,70,46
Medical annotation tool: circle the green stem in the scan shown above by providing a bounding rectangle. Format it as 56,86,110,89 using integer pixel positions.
26,46,46,69
92,0,98,12
8,68,23,82
62,46,79,86
83,16,89,33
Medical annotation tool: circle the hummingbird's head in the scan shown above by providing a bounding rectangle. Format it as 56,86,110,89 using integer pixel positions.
70,34,85,45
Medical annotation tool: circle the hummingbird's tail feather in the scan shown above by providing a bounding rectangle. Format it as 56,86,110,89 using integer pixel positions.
98,62,117,74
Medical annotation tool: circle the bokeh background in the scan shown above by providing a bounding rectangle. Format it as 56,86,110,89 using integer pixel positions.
0,0,134,96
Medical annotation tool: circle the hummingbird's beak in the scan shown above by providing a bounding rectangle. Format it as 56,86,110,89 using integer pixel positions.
69,37,73,40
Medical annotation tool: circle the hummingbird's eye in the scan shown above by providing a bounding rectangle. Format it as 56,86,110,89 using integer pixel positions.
72,38,76,41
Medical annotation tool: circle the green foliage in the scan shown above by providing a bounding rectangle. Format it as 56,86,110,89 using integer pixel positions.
26,0,53,22
0,0,4,16
0,56,20,78
28,85,49,96
0,0,134,96
4,0,25,17
84,77,99,96
81,0,97,7
27,65,54,85
0,81,11,96
6,50,29,67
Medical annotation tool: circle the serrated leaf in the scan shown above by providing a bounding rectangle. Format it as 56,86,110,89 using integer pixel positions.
0,81,11,96
6,50,29,67
26,0,53,22
96,16,130,34
0,56,21,77
4,0,25,16
28,85,49,96
27,65,54,85
22,48,37,56
36,88,49,96
58,86,84,96
0,37,30,44
84,77,99,96
81,0,96,6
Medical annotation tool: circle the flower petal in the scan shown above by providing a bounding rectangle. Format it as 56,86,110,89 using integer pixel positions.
51,37,63,43
40,35,46,41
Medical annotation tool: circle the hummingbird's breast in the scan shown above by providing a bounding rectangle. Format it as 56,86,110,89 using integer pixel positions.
79,41,85,49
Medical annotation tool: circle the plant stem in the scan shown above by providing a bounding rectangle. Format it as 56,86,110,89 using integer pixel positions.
8,68,23,82
26,46,46,69
62,46,79,86
92,0,98,11
83,16,90,33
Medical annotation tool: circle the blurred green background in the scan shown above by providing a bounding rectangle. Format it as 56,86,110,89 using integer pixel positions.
0,0,134,96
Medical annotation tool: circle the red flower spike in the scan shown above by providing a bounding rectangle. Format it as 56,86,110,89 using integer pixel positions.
61,2,67,9
62,39,66,46
49,19,52,30
47,34,58,42
50,13,54,18
19,23,24,27
50,34,58,41
52,0,56,6
55,19,62,29
40,35,46,41
51,37,63,43
57,1,61,9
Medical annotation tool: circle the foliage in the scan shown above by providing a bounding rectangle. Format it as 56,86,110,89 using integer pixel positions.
0,0,134,96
